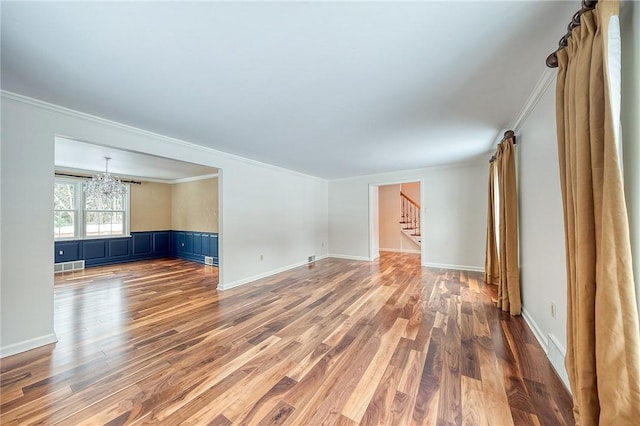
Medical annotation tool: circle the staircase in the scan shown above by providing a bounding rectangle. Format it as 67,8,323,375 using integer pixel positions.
400,191,421,245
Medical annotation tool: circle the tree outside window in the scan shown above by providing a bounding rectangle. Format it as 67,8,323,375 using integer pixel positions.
54,181,77,238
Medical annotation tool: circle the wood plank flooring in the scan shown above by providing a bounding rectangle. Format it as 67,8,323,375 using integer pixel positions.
0,253,574,425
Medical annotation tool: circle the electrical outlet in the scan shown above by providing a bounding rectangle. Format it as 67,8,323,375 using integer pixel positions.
551,301,557,318
260,254,264,261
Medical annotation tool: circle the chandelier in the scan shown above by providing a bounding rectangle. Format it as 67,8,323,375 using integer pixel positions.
83,157,127,202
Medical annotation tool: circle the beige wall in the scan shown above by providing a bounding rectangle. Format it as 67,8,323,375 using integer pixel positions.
171,177,219,233
130,181,172,231
130,177,219,233
379,184,401,250
401,181,421,206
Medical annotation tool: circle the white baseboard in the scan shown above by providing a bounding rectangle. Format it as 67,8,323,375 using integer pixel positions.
217,254,329,291
379,248,421,254
521,308,571,393
521,307,549,352
548,333,571,392
327,254,371,261
0,333,57,358
422,262,484,272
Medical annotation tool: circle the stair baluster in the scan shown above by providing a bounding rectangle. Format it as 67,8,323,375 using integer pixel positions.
399,191,421,244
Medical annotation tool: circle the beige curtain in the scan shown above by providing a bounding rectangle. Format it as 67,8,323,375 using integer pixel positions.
484,161,499,285
555,1,640,424
495,137,521,315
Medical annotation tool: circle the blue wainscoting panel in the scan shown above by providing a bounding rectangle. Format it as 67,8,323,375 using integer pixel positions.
171,231,219,266
84,240,107,260
153,232,171,254
184,233,194,253
173,231,185,254
132,233,152,255
55,230,218,268
55,241,81,263
109,238,130,258
210,234,219,259
193,232,203,256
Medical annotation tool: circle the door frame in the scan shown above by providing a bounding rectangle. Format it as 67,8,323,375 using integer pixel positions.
368,178,425,264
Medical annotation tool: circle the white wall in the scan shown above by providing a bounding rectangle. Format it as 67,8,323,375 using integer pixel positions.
517,73,569,385
0,93,329,356
622,1,640,315
368,185,379,260
1,96,57,357
329,162,486,270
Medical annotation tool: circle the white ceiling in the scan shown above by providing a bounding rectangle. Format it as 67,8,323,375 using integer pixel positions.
55,137,218,182
1,1,577,179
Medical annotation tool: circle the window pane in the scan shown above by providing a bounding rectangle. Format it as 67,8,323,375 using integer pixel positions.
111,212,123,235
85,211,124,236
85,194,110,210
85,211,98,236
84,194,100,210
54,211,75,238
113,195,124,210
85,194,124,211
54,183,76,210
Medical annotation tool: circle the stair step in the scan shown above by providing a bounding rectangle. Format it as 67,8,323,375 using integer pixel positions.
400,228,421,246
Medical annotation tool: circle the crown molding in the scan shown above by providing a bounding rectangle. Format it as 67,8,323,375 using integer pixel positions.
511,67,557,134
171,173,219,184
1,90,327,183
328,156,487,183
488,67,557,152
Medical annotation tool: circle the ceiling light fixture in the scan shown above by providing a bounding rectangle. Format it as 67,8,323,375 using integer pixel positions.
83,156,127,202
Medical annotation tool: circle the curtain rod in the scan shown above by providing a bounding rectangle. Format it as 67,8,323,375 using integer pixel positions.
55,172,142,185
546,0,598,68
489,130,516,163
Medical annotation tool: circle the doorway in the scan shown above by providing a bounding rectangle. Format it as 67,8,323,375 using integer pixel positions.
54,136,221,284
369,179,424,264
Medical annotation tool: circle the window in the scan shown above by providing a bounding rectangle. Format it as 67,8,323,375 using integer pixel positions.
85,192,126,237
54,177,129,240
54,180,78,239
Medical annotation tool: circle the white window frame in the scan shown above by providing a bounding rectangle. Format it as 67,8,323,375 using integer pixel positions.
54,177,80,240
54,177,130,241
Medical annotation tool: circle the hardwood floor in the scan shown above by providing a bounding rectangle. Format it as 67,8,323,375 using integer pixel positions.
0,253,573,425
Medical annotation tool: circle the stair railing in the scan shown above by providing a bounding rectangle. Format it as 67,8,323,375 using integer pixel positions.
400,191,421,238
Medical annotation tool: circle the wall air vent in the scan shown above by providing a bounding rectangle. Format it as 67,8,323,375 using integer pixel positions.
54,260,85,274
204,256,214,266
